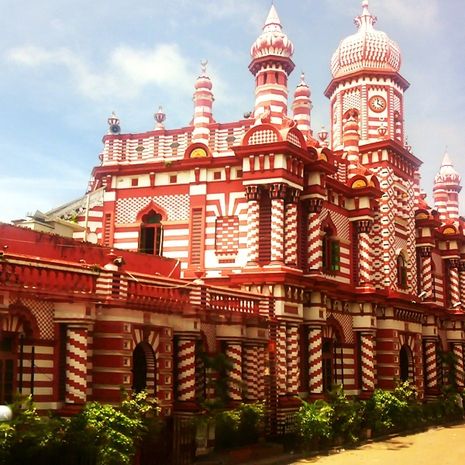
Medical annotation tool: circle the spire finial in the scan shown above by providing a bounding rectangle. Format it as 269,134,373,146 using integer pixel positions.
263,3,282,31
200,59,208,75
299,72,306,85
355,0,376,30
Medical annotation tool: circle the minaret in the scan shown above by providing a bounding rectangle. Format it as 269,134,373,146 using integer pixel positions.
433,151,462,222
192,60,214,144
292,72,312,140
249,5,295,126
326,0,408,149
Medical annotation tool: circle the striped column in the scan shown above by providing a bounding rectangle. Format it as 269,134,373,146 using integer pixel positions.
226,343,243,401
449,260,461,308
176,338,196,402
276,323,288,396
459,261,465,305
270,183,286,265
424,339,438,391
307,199,323,272
419,247,433,299
243,344,258,401
284,189,299,267
65,326,88,404
308,326,323,394
245,186,261,266
360,332,375,392
453,343,465,388
286,324,300,395
356,220,373,286
256,345,266,400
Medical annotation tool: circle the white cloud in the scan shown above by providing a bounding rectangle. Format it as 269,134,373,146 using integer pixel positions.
6,43,195,101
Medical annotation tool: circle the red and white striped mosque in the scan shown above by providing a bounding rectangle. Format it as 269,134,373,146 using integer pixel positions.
1,0,465,441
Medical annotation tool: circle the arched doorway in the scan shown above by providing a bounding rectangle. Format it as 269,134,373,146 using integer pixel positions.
0,333,16,403
399,344,413,382
132,342,156,395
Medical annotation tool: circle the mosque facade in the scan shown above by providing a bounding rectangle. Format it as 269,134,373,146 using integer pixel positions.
2,0,465,441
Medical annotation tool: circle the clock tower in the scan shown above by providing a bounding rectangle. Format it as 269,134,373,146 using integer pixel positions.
325,1,409,150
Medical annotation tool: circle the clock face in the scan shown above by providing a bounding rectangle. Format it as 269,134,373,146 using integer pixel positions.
369,95,387,113
190,147,207,158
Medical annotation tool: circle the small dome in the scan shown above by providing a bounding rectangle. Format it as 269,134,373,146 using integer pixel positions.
194,60,212,91
251,5,294,60
435,151,461,185
331,1,401,78
294,73,311,99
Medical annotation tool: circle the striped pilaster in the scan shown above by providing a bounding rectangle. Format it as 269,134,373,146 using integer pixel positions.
356,220,373,286
342,115,360,178
308,326,323,394
449,261,461,308
284,192,299,267
226,343,243,401
307,206,322,272
243,344,258,401
424,339,438,391
286,325,300,395
176,338,196,402
270,184,286,265
360,332,375,391
420,248,433,299
453,343,465,388
65,326,88,404
245,186,261,266
257,345,266,400
276,323,288,396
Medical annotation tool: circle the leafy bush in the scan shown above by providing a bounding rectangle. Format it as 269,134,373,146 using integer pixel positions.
0,392,160,465
215,402,265,450
328,385,364,443
296,399,334,446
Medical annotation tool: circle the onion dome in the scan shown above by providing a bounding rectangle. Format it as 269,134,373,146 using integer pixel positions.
251,5,294,60
434,151,461,185
331,1,401,78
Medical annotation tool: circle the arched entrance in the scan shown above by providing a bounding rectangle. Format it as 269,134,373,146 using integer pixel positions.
0,333,16,403
399,344,414,382
132,342,156,395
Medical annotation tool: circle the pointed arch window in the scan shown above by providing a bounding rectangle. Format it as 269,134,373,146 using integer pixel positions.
397,253,408,289
322,226,340,273
139,210,163,255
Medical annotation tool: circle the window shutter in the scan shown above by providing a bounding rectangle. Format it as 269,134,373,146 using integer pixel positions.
258,194,272,266
190,208,203,266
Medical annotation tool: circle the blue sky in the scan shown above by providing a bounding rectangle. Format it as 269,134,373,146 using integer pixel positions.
0,0,464,222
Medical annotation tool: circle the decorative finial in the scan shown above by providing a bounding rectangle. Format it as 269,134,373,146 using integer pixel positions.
299,72,306,86
154,105,166,129
107,111,121,135
318,126,329,147
355,0,376,30
200,59,208,75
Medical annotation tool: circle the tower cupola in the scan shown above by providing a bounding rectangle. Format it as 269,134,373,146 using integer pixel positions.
192,60,214,144
292,72,313,140
249,5,295,127
331,0,402,78
433,151,462,222
326,1,408,149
